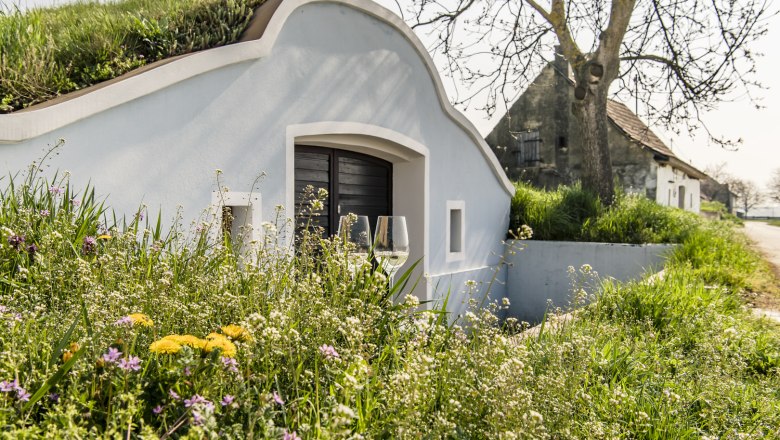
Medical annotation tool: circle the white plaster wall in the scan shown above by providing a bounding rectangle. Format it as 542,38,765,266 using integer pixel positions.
0,1,510,307
505,240,676,324
655,165,700,213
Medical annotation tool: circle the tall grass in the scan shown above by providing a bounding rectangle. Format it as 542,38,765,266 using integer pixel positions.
510,182,601,241
0,0,266,112
510,182,701,243
0,167,778,437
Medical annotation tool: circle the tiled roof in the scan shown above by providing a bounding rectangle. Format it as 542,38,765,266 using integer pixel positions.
606,100,707,179
605,100,676,158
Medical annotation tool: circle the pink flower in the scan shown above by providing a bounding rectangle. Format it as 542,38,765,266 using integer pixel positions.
16,388,30,401
169,389,180,400
319,344,340,360
283,430,302,440
152,405,163,414
221,356,239,373
184,394,209,408
221,395,235,406
102,347,122,363
118,356,141,372
273,391,284,405
113,316,133,326
0,379,18,392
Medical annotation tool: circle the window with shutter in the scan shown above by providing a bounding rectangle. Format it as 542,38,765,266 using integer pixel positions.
294,146,392,237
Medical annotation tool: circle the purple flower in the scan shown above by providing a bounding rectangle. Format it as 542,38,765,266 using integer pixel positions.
192,410,204,425
184,394,208,408
102,347,122,364
221,356,238,373
27,244,38,256
319,344,340,360
82,236,97,255
273,391,284,405
39,209,50,217
152,405,163,414
7,234,24,250
16,388,30,402
70,199,81,207
169,389,180,400
283,430,302,440
118,356,141,372
221,395,235,407
49,186,64,195
0,379,18,392
113,316,133,326
49,393,59,403
183,366,192,376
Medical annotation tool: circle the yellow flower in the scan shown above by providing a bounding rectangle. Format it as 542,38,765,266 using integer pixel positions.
162,334,207,349
97,234,112,240
150,339,182,354
220,324,253,342
128,313,154,327
62,342,80,363
203,334,237,358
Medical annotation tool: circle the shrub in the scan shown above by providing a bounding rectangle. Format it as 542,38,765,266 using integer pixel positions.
510,182,601,241
583,192,700,244
510,182,700,244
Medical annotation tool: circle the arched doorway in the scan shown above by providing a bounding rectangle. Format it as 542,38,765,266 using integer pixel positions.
287,122,430,301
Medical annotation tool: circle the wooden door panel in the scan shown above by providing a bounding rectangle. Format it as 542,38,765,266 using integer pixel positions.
295,146,392,237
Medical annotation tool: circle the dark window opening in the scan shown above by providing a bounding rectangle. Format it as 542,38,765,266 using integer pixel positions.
449,208,463,253
294,146,392,238
511,129,542,166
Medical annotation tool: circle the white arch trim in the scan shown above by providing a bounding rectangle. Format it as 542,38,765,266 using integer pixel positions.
0,0,514,195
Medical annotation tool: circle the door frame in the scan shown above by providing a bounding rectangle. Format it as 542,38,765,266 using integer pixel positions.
286,122,431,301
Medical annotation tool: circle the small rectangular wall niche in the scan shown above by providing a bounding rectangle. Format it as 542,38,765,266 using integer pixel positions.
212,191,262,250
446,200,465,262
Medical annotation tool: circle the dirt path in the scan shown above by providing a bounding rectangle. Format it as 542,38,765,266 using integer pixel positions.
742,221,780,320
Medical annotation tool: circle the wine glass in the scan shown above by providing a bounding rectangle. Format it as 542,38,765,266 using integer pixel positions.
337,214,371,273
374,216,410,283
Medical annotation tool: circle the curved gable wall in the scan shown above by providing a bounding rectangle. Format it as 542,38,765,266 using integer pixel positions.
0,0,511,196
0,1,511,301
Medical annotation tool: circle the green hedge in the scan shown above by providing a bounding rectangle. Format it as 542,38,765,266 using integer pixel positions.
510,182,701,243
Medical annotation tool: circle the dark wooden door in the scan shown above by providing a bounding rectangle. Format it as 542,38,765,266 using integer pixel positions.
294,146,392,236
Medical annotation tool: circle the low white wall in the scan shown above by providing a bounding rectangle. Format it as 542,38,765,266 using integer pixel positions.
505,240,676,324
428,264,507,320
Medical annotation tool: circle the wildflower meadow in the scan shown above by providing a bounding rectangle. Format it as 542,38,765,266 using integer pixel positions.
0,164,778,438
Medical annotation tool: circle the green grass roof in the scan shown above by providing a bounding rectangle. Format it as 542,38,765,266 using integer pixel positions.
0,0,266,113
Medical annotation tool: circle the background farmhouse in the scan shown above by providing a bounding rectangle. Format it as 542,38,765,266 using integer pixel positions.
485,49,707,213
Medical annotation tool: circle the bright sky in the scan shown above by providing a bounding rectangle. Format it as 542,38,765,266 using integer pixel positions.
8,0,780,193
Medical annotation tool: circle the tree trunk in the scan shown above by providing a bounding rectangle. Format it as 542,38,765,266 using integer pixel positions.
571,77,615,205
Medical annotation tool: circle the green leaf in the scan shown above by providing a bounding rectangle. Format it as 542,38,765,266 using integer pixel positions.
24,345,86,412
49,314,80,367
